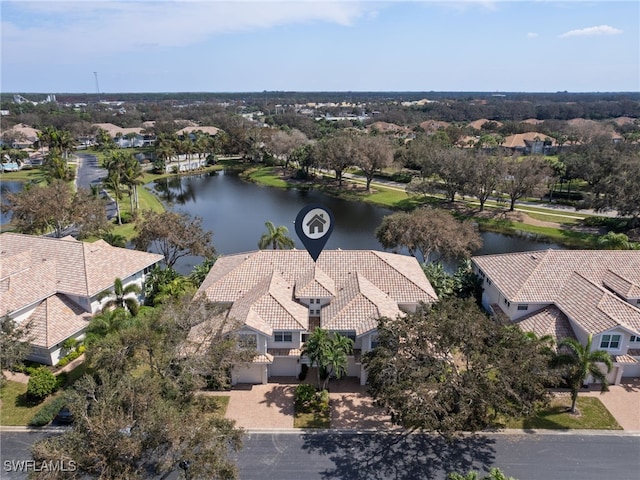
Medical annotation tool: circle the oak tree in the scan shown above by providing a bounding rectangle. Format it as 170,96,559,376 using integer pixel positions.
133,210,215,268
375,207,482,262
363,298,556,436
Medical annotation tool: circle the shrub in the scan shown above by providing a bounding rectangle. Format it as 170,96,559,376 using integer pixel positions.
27,367,58,401
317,389,330,412
295,384,317,408
55,372,68,389
29,396,66,427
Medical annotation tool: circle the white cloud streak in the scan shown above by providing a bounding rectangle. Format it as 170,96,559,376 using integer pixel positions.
559,24,623,38
527,32,538,38
1,1,371,61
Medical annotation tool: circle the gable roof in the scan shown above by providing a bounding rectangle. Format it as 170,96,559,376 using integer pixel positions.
514,305,577,341
198,250,437,336
0,233,163,315
473,249,640,336
26,294,92,349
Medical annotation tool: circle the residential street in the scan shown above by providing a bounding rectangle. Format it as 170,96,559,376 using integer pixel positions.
2,430,639,479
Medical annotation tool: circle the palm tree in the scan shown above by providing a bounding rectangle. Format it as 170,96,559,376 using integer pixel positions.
301,329,353,390
85,308,130,344
122,155,144,211
97,277,141,316
258,221,295,250
554,335,613,413
103,170,123,225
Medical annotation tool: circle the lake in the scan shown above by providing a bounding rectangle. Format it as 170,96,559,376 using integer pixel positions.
0,180,23,225
150,170,562,274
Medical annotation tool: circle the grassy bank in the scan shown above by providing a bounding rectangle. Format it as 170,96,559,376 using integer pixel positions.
242,165,602,249
475,217,598,248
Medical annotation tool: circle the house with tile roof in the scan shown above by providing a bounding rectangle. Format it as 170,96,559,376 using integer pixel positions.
501,132,557,155
0,233,163,365
471,250,640,384
194,249,438,385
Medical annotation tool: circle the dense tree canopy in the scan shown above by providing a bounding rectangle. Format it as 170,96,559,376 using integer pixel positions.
363,298,556,436
32,295,255,479
1,180,110,238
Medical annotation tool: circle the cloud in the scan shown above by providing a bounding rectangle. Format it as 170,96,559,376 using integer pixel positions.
527,32,538,38
1,1,372,61
559,25,623,38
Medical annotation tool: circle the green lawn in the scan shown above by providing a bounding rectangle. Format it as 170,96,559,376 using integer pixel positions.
294,407,331,428
245,166,289,188
0,168,47,183
501,397,621,430
0,362,89,426
0,381,64,426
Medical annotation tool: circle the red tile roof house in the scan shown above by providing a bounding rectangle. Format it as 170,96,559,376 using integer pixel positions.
192,250,438,385
0,233,163,366
472,250,640,385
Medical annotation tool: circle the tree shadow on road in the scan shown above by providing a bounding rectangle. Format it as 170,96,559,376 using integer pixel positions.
301,432,496,480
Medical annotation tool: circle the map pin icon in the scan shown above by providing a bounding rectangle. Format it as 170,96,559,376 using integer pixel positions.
295,204,334,262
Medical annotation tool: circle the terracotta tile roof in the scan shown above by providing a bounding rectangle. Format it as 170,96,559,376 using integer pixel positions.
295,266,336,297
612,354,638,364
473,250,640,303
468,119,503,130
514,305,577,341
603,269,640,298
501,132,555,149
253,353,274,364
175,126,221,136
198,250,436,337
0,233,163,302
473,250,640,336
25,295,92,349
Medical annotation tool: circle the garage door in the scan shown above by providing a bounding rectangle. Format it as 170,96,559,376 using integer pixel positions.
233,364,265,384
269,358,298,377
622,362,640,378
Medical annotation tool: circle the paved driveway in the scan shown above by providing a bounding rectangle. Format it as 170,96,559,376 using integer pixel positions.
208,377,640,433
583,378,640,431
204,377,393,430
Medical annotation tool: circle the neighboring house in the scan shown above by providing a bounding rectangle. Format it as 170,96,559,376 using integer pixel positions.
192,250,438,385
472,250,640,384
92,123,154,147
501,132,557,155
0,123,40,149
175,126,221,139
0,233,163,365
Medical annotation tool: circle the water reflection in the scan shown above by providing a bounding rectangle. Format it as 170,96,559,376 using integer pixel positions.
151,170,562,274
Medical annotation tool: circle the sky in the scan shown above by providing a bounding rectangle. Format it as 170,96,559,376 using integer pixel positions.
1,0,639,93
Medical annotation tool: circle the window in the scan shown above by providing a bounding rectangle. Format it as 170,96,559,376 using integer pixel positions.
239,334,257,348
310,299,315,304
336,330,356,342
487,278,492,285
630,335,640,343
478,270,485,278
517,305,529,311
503,298,510,308
274,331,292,342
600,334,621,350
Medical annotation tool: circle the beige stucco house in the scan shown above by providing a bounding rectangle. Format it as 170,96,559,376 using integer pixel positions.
0,233,163,365
194,249,438,385
472,250,640,384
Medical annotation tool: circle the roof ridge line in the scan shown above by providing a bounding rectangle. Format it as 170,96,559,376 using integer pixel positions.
371,251,432,298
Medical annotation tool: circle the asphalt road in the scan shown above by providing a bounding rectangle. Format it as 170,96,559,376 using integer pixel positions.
75,153,105,190
235,431,640,480
3,430,637,480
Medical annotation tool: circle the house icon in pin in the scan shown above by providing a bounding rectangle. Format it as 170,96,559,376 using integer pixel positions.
306,213,326,235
